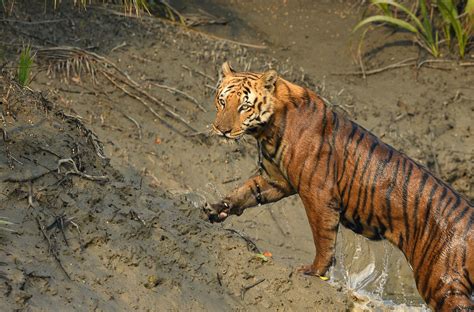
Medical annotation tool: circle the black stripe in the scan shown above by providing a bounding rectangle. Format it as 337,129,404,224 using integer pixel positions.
352,141,379,224
409,172,429,261
444,194,462,219
307,104,329,189
323,111,340,182
413,182,439,274
288,94,300,109
303,88,312,110
337,122,358,186
418,198,451,294
401,161,413,252
367,149,393,226
340,132,366,208
385,158,401,232
375,215,387,239
270,106,288,159
452,204,470,224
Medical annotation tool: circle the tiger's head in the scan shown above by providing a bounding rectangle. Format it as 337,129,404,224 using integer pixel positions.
212,62,278,139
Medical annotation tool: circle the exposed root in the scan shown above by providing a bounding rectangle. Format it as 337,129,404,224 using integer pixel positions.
102,72,188,138
334,57,417,76
122,113,142,140
57,158,108,182
36,46,197,135
150,81,207,112
337,58,471,77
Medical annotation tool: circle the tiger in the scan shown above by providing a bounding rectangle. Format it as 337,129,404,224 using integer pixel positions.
205,62,474,311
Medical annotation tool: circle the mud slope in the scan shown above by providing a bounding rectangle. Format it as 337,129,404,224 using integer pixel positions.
0,75,354,311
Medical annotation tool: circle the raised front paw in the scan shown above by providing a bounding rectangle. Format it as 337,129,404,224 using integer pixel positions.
204,201,230,223
204,201,243,223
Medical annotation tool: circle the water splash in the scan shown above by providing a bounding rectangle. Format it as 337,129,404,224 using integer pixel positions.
329,228,430,310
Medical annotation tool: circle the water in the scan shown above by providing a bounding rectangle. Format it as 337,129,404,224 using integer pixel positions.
330,227,429,310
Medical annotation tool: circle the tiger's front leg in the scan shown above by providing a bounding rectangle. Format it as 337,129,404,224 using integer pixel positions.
207,175,294,223
298,193,340,278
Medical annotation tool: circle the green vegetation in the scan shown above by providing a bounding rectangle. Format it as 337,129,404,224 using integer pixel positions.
17,45,34,87
354,0,473,58
123,0,150,16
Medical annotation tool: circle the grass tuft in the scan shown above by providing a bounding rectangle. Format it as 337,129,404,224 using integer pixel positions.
122,0,150,16
17,45,34,87
354,0,473,58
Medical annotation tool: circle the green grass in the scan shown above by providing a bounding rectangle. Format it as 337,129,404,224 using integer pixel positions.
123,0,150,16
354,0,473,58
17,45,33,87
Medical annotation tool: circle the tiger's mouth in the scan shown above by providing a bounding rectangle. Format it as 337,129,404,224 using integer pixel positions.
211,124,244,139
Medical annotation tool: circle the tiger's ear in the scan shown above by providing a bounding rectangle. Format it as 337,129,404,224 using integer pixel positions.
261,70,278,93
221,61,235,77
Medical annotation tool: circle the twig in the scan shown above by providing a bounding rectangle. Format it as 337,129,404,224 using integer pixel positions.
47,215,75,247
240,278,265,300
37,93,108,160
111,73,193,127
416,58,454,69
334,57,417,76
103,72,188,138
37,46,194,128
224,228,261,253
57,158,108,182
222,176,241,184
28,181,36,208
122,113,142,139
35,217,71,280
150,82,207,112
129,209,146,226
216,273,222,286
110,41,127,52
185,129,211,138
356,27,370,80
205,84,217,91
181,65,216,82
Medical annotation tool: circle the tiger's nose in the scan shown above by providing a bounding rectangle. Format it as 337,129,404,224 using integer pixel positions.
212,124,231,137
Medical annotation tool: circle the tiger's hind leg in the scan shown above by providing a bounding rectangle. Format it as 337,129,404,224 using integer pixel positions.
416,262,474,311
416,228,474,311
297,194,340,277
435,292,474,312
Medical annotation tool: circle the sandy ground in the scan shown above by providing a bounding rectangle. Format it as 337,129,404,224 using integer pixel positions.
0,1,473,311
